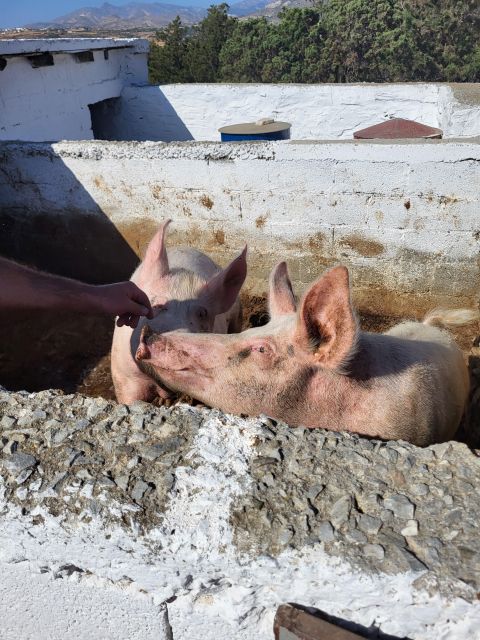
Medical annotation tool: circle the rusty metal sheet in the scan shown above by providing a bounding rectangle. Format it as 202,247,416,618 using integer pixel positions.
354,118,442,139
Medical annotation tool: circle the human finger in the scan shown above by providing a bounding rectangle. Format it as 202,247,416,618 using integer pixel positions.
127,284,153,317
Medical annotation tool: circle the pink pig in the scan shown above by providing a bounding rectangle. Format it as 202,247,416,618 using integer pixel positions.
135,262,476,446
111,220,247,404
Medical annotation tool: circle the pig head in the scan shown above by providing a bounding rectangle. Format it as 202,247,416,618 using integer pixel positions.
136,262,471,446
111,220,247,405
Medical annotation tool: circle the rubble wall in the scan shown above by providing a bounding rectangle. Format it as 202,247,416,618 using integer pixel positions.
1,388,479,639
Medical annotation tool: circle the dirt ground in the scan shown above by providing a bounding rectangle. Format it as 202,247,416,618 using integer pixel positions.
1,294,479,448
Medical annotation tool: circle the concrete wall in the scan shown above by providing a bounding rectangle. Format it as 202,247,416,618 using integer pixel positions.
112,83,480,142
0,39,148,142
1,139,478,317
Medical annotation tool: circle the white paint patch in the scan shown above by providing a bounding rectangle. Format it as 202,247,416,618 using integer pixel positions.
1,413,479,640
0,561,169,640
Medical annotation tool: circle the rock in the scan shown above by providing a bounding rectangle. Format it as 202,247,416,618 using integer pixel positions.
316,522,335,543
15,487,28,500
430,442,452,459
358,514,382,535
363,544,385,561
114,474,130,491
3,452,37,474
3,440,18,455
384,545,426,573
28,477,42,492
401,520,419,537
329,496,351,528
96,477,116,489
383,494,415,520
345,529,367,545
0,416,16,429
127,456,139,470
49,471,68,494
410,483,429,496
131,479,150,502
15,468,34,485
130,415,145,430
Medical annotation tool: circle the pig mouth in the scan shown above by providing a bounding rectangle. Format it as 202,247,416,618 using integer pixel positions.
138,360,212,396
135,326,214,385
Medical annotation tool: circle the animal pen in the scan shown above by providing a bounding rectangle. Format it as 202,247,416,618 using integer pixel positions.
0,38,480,640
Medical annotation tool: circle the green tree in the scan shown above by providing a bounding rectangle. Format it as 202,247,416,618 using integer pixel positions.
265,8,325,82
412,0,480,81
317,0,435,82
218,17,277,81
148,16,192,84
187,4,237,82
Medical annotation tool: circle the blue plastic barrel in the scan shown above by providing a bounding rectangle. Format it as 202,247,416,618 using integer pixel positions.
219,119,291,142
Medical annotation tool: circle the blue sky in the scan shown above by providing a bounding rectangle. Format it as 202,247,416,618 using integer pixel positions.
2,0,212,28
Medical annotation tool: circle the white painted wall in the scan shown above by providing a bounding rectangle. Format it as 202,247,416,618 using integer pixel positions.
0,39,148,142
113,83,480,142
1,139,479,315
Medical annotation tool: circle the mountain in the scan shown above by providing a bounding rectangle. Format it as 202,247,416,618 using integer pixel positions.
26,0,317,29
230,0,316,18
28,2,207,29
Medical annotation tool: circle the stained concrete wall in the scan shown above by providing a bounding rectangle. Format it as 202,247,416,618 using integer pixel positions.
1,139,479,317
0,39,148,142
112,83,480,142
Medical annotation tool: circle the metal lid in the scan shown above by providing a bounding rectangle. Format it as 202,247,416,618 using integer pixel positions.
219,119,291,135
354,118,443,139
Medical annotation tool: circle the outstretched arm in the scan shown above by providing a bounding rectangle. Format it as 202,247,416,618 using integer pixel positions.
0,257,153,328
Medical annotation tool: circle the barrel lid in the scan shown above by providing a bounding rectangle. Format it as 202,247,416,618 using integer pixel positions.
354,118,442,139
219,119,291,135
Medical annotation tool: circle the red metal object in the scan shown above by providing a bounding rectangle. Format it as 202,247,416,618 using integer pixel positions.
354,118,442,139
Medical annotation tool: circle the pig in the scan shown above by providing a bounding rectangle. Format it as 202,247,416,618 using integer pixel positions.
135,262,477,446
111,220,247,404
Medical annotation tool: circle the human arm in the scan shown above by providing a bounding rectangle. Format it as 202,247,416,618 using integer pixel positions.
0,257,153,328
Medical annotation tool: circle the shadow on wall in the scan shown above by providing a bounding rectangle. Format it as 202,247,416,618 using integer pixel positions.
92,87,195,142
0,144,140,393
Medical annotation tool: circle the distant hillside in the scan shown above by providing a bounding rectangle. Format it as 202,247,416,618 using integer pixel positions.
27,0,317,29
231,0,316,18
28,2,207,29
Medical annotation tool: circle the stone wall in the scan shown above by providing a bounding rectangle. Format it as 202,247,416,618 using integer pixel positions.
1,388,479,639
1,139,479,317
111,83,480,142
0,38,148,142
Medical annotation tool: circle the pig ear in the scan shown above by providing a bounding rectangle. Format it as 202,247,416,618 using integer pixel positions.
296,266,358,371
142,219,171,279
268,262,296,317
199,246,247,316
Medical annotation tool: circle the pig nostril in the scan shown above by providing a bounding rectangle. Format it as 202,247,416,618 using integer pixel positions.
135,342,150,361
140,323,154,344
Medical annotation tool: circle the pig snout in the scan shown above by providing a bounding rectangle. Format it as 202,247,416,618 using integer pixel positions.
135,324,167,363
135,326,205,372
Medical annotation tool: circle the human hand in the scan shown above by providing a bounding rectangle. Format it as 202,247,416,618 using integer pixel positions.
93,282,153,328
